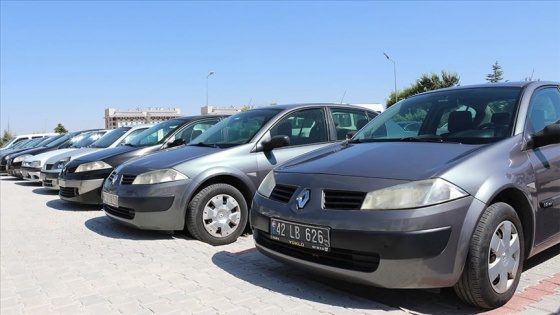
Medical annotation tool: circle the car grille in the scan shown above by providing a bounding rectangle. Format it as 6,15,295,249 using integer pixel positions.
59,187,78,198
43,179,55,187
255,231,380,272
45,164,53,170
104,204,135,220
270,184,298,203
323,190,366,210
121,174,136,185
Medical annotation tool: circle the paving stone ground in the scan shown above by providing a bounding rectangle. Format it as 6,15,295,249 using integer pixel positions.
1,176,558,315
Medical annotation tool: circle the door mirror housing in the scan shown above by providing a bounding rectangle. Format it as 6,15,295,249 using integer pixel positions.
527,123,560,150
261,135,290,151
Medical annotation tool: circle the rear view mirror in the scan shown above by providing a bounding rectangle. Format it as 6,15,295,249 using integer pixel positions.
261,135,290,151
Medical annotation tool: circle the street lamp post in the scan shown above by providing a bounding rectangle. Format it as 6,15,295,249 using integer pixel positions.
383,53,397,104
206,71,215,107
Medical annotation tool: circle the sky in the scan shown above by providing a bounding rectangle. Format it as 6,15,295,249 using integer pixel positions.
1,1,559,135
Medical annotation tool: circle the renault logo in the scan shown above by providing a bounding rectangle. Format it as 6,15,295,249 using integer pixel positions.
296,189,310,209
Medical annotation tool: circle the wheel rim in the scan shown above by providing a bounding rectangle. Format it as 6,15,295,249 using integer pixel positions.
488,220,521,294
202,193,241,238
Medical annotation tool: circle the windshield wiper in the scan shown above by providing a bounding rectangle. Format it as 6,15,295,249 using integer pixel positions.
189,142,219,148
399,137,444,143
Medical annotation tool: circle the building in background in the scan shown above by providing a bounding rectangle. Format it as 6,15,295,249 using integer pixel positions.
201,106,247,115
104,108,181,129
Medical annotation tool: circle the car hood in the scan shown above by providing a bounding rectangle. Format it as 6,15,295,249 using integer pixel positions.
25,148,78,163
45,148,101,164
72,145,140,163
121,146,220,171
277,141,485,181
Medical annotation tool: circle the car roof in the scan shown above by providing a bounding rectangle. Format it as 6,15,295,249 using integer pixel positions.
417,81,559,96
247,103,380,112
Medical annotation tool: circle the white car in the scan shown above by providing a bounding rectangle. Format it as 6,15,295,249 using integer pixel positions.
21,130,110,182
40,124,150,189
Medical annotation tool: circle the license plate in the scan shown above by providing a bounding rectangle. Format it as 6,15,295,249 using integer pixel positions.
102,192,119,207
270,218,330,252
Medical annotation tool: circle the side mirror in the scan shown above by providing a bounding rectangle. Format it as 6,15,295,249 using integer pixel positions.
167,138,186,148
527,123,560,150
346,131,356,139
261,135,290,151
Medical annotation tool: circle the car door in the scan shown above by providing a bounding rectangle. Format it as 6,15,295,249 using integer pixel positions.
254,107,333,182
525,86,560,246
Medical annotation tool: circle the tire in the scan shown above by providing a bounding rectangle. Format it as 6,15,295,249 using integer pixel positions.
186,183,248,246
454,202,524,309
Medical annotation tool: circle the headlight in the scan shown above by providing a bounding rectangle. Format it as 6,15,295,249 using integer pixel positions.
29,161,41,168
14,154,32,163
361,178,468,210
257,170,276,197
132,169,188,185
75,161,112,173
53,157,71,170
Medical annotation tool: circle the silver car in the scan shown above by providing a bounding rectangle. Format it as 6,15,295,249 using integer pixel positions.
101,104,378,246
250,81,560,309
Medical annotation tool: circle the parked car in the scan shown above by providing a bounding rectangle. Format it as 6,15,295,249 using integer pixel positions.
250,81,560,309
0,132,58,151
40,124,151,190
59,115,228,204
20,130,109,182
101,104,378,246
0,136,62,174
5,129,102,178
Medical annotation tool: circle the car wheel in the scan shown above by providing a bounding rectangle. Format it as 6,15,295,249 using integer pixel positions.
454,202,524,309
186,183,248,246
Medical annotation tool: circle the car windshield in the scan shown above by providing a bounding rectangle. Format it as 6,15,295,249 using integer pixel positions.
127,119,185,147
36,134,64,147
189,108,281,148
90,127,130,148
70,131,108,148
21,137,47,148
353,87,523,145
45,132,80,147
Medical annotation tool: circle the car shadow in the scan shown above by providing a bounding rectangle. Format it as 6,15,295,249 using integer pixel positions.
524,243,560,271
14,181,42,186
32,188,59,195
84,215,195,241
0,176,23,181
211,244,560,314
46,199,102,211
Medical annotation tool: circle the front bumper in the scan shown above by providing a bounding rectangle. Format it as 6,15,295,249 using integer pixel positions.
250,181,485,289
59,178,105,204
40,170,62,190
21,167,42,182
102,179,191,231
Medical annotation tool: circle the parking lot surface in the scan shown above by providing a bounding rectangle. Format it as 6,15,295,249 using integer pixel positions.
1,175,559,315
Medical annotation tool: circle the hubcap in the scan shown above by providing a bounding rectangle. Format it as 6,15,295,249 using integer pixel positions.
202,194,241,238
488,220,521,294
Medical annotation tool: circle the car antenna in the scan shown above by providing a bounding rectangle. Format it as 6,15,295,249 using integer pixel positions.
340,90,346,104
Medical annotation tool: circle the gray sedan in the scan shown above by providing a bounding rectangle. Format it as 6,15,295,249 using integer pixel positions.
101,103,377,246
250,81,560,309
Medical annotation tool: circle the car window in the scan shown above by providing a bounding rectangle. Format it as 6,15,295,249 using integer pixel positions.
176,118,222,143
355,87,522,144
525,87,560,134
269,108,328,146
331,108,372,140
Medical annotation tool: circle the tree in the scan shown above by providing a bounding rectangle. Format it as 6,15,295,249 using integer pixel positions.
386,70,461,108
486,61,504,83
0,129,14,147
54,123,68,134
